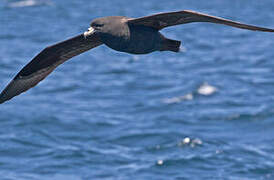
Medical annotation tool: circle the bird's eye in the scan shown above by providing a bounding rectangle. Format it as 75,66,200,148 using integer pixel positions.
93,24,103,27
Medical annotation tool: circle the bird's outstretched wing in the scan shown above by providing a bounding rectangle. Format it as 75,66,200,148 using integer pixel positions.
128,10,274,32
0,33,102,104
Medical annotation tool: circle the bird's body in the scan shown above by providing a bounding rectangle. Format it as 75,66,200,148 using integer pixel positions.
91,16,179,54
1,10,274,104
102,23,162,54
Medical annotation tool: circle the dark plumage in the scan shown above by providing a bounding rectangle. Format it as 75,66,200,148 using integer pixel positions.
1,10,274,104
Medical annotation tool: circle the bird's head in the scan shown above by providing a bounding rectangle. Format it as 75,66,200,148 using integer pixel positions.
84,16,128,37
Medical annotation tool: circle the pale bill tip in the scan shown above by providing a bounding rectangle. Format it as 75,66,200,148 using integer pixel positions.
84,27,95,37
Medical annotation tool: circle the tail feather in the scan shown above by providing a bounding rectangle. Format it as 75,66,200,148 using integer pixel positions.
160,38,181,52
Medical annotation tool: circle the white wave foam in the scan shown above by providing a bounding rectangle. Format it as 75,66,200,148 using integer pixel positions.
197,82,217,96
9,0,52,8
163,93,193,104
178,137,203,147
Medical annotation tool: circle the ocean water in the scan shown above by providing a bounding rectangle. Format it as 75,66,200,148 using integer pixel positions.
1,0,274,179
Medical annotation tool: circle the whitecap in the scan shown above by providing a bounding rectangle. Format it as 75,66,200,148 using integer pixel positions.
163,93,193,104
197,82,217,96
8,0,52,8
178,137,203,147
157,159,164,165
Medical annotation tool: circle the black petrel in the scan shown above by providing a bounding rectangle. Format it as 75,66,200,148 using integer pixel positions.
1,10,274,104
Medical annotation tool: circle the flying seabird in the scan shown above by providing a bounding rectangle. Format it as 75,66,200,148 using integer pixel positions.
1,10,274,104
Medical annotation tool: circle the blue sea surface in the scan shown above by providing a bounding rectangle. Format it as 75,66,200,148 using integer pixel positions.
1,0,274,179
